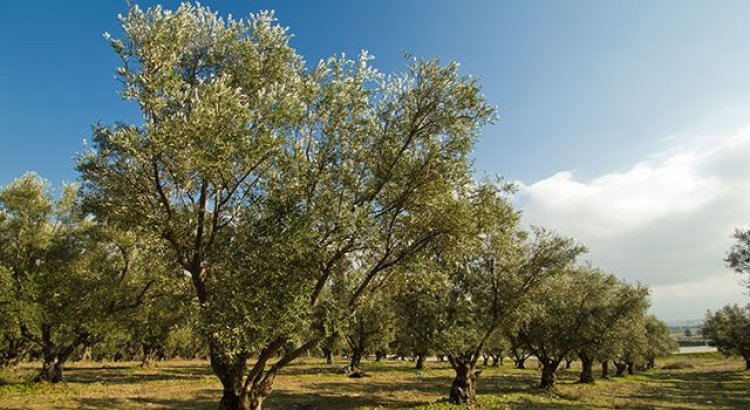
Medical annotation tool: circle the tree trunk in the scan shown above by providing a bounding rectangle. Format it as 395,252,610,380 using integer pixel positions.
0,335,28,369
744,356,750,370
35,325,65,383
81,345,93,362
646,357,655,370
627,361,635,375
601,360,610,379
482,354,489,366
565,358,573,369
211,351,250,410
375,351,385,362
577,353,595,384
448,360,480,404
36,358,64,383
323,348,333,365
141,344,155,368
350,350,363,370
491,355,500,367
539,359,559,389
515,357,527,369
614,361,627,377
415,353,427,370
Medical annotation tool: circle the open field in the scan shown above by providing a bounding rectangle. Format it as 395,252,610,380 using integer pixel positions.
0,353,748,409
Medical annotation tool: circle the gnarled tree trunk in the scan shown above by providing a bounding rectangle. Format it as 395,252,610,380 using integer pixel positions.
601,360,610,379
349,349,363,371
31,325,91,383
614,361,627,377
448,356,481,405
538,357,561,389
577,352,594,384
491,354,501,367
322,347,333,365
415,353,427,370
212,350,250,410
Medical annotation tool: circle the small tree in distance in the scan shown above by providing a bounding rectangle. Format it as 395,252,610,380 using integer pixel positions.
702,304,750,370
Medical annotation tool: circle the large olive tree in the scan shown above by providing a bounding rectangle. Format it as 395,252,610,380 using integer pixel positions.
78,4,494,409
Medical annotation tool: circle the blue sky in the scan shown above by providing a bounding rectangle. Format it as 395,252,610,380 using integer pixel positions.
1,1,749,320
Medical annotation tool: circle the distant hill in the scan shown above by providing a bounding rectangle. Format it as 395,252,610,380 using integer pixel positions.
666,319,703,328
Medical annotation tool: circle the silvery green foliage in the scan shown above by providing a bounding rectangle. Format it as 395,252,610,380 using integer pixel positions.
433,183,584,359
0,173,158,378
726,227,750,288
518,267,650,386
702,304,750,368
78,3,495,400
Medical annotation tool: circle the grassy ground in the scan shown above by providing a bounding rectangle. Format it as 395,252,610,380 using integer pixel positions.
0,353,748,409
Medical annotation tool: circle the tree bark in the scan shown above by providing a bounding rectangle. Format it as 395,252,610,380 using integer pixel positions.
0,335,28,369
491,355,500,367
539,359,560,389
415,353,427,370
601,360,610,379
482,354,489,366
565,358,573,369
515,357,527,369
577,352,595,384
36,358,64,383
212,351,249,410
627,361,635,375
448,358,480,404
323,348,333,365
141,343,155,368
614,361,627,377
349,349,363,371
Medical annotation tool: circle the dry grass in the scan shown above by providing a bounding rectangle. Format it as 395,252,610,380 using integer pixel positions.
0,353,748,409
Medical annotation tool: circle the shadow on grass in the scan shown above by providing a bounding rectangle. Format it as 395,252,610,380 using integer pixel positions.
75,396,215,410
624,368,750,409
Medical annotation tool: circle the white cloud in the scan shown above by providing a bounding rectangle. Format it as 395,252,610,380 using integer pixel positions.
517,127,750,321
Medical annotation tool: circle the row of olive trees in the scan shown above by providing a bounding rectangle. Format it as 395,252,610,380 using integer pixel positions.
0,174,181,381
0,3,675,409
352,259,674,403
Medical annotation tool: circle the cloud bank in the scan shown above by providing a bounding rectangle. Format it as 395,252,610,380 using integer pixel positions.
517,127,750,321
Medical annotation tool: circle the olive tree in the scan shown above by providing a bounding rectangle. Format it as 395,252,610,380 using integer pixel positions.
575,277,650,383
344,291,396,372
518,268,647,389
643,315,677,369
507,331,533,369
392,268,448,370
415,183,584,404
78,4,494,409
0,173,156,382
702,304,750,370
726,227,750,289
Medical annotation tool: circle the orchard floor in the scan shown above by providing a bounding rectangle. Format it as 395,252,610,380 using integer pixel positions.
1,353,748,409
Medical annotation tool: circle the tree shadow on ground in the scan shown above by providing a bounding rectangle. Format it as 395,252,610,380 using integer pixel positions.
622,369,750,409
75,396,216,410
